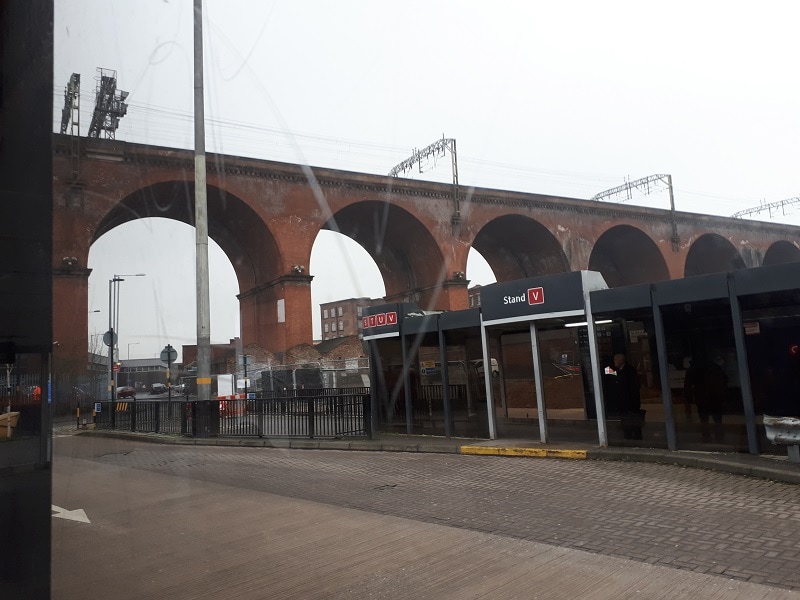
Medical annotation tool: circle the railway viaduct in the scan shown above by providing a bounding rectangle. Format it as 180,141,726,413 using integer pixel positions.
52,133,800,362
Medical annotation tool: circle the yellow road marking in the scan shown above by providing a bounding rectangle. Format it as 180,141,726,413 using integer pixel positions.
459,446,586,459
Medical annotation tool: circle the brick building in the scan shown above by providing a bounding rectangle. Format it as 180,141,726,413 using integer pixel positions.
182,338,239,375
319,297,383,340
468,284,483,308
118,358,168,390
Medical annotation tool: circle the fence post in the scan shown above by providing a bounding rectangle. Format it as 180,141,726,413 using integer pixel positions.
308,395,315,438
364,394,372,440
155,401,161,434
131,401,137,432
187,401,194,436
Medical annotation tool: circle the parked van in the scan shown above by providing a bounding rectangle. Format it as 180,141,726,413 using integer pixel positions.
150,383,168,395
471,358,499,378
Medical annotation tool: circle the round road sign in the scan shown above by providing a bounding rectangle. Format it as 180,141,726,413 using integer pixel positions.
103,330,117,347
160,345,178,364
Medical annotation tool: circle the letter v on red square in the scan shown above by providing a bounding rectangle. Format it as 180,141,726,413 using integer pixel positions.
527,287,544,305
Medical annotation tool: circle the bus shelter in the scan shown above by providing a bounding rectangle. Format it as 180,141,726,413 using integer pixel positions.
478,271,611,445
590,261,800,456
364,303,491,438
365,263,800,457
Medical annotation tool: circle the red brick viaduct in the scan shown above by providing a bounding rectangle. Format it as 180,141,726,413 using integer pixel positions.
52,134,800,363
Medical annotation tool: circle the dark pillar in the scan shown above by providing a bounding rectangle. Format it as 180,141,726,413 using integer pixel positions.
0,2,54,598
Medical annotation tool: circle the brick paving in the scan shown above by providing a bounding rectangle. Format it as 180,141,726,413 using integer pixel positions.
56,436,800,592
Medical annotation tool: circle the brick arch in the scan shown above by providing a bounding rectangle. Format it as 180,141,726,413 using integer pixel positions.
763,240,800,266
323,201,446,309
589,225,670,287
93,181,281,291
472,215,569,282
684,233,746,277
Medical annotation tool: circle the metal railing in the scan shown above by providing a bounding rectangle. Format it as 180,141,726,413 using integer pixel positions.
94,388,371,439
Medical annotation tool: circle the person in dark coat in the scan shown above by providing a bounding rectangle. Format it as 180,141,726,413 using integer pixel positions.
702,356,728,442
611,353,642,439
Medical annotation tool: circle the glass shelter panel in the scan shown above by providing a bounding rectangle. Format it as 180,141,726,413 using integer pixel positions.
661,301,747,451
741,291,800,457
590,317,667,449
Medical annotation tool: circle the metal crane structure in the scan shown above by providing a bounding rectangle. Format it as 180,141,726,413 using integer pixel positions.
731,196,800,220
59,73,81,180
59,73,80,135
591,173,680,251
389,135,461,234
87,68,129,140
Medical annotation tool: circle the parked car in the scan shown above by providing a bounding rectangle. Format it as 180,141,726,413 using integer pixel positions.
117,386,136,399
150,383,168,395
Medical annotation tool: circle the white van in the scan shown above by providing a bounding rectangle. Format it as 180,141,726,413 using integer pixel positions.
471,359,499,378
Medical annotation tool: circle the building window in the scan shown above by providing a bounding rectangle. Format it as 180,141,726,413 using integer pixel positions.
323,309,329,319
339,320,344,331
324,323,329,333
331,322,337,332
357,306,363,317
338,306,343,317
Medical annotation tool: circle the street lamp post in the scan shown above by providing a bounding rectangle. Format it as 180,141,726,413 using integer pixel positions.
107,273,145,401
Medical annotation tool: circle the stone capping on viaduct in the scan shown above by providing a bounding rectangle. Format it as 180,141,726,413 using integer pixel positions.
54,133,799,235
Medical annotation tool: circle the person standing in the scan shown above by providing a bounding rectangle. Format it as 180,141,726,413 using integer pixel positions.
700,356,728,443
611,353,642,440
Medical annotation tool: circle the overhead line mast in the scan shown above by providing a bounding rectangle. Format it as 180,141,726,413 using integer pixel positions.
732,196,800,219
592,174,680,252
389,135,461,234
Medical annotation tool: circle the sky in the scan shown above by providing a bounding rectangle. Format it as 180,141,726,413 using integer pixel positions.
54,1,800,362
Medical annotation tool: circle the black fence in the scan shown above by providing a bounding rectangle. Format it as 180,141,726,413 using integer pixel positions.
94,388,371,439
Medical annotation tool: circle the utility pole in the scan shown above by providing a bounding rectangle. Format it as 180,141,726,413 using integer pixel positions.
243,354,248,399
194,0,212,402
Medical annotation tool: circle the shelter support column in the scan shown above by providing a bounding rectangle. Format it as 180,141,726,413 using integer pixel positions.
438,328,453,437
368,340,381,435
584,289,608,447
400,332,414,434
497,339,508,418
727,275,759,455
480,313,497,440
651,286,678,451
529,323,548,443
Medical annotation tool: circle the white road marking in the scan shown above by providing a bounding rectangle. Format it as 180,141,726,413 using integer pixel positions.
52,505,91,524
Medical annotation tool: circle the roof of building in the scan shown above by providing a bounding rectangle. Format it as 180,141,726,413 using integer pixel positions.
120,358,167,369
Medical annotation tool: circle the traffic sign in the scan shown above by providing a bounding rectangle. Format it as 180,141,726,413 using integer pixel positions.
160,345,178,364
103,330,117,347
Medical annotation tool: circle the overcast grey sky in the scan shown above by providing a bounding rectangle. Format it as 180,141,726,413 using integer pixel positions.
54,1,800,361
